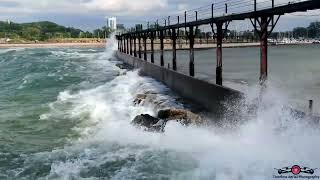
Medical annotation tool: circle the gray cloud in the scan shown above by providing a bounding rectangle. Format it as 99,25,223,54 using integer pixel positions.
0,0,318,31
0,1,19,8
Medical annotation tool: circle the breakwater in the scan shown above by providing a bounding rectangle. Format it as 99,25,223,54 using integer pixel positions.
116,51,242,114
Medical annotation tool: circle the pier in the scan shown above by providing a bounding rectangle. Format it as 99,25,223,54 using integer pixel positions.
116,0,320,112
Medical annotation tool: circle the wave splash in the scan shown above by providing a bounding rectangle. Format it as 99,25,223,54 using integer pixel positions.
16,35,320,180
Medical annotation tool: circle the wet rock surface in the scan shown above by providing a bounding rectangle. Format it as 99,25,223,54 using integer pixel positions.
131,109,204,133
157,109,203,126
131,114,165,132
131,91,205,132
116,63,133,70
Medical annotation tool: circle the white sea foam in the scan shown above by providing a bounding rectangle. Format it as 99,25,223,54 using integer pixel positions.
36,34,320,180
44,79,320,179
0,48,26,54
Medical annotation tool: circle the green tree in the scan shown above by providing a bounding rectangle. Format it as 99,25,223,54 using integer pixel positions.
0,21,86,41
102,26,112,38
307,21,320,38
293,27,308,38
93,29,103,38
22,27,41,40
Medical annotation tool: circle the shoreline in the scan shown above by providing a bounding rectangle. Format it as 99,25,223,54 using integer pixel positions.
0,42,106,49
0,42,317,50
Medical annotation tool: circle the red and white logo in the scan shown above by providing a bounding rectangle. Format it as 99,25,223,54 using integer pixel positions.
291,165,301,175
275,165,316,175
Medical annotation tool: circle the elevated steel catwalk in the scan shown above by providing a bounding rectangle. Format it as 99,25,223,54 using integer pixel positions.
117,0,320,86
121,0,320,35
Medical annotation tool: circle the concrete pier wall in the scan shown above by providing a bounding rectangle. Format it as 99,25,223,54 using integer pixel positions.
116,51,243,114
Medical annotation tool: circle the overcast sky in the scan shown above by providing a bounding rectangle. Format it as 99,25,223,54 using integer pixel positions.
0,0,319,31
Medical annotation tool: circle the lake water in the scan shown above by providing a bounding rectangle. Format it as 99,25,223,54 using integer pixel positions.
153,44,320,112
0,38,319,179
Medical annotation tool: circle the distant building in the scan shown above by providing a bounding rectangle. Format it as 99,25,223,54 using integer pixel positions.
6,19,11,25
107,17,117,30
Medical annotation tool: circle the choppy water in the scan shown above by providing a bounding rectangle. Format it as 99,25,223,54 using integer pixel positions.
0,38,320,179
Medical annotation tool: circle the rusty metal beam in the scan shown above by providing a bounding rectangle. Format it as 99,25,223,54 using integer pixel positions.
129,36,133,56
122,37,124,53
160,30,164,67
216,22,223,85
118,39,120,51
143,34,147,61
124,36,127,53
251,14,281,84
127,37,129,54
120,38,122,52
134,35,137,57
124,37,127,54
138,35,142,59
189,26,195,77
260,17,268,83
122,38,124,53
150,32,155,63
119,38,122,52
172,29,177,71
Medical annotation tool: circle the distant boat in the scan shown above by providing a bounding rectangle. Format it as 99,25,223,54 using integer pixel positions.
268,38,320,45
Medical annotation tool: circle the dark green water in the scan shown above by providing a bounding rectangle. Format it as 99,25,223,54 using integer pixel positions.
0,47,120,178
0,43,319,180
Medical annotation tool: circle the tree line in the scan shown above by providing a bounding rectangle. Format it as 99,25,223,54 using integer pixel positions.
0,21,114,41
1,20,318,42
270,21,320,39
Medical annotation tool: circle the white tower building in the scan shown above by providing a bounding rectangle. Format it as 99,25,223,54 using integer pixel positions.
107,17,117,30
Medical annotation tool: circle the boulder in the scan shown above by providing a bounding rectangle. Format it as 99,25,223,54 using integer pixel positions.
131,114,165,132
116,63,133,70
157,109,202,126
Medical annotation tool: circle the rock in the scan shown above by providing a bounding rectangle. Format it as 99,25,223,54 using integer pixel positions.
132,114,159,127
133,92,174,110
131,114,164,132
133,94,147,105
116,63,133,70
157,109,202,126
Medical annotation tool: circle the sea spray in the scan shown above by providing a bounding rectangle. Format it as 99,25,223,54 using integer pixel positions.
42,36,320,179
40,73,320,179
1,35,320,180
